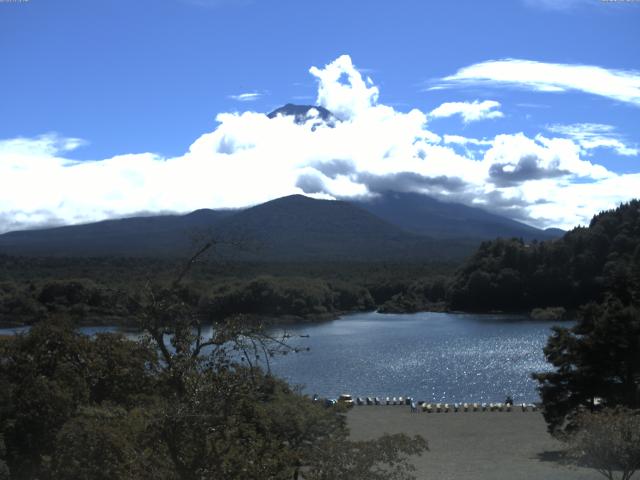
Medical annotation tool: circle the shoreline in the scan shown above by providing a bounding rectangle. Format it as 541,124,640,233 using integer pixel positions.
0,305,567,330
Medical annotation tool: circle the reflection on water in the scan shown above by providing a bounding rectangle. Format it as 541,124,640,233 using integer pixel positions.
0,311,568,403
265,312,569,403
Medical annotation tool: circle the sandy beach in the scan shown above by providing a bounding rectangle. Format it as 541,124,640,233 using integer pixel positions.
348,405,601,480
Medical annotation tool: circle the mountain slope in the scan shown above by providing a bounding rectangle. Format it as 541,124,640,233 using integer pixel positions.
212,194,474,261
350,192,562,241
0,193,561,260
0,210,235,257
0,195,475,260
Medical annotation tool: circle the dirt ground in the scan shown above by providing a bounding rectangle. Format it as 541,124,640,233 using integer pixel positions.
347,405,601,480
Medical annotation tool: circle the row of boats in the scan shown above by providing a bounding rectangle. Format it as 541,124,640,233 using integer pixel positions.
325,394,539,412
417,402,538,413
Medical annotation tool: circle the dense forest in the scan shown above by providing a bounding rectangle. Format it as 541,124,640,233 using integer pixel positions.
0,307,427,479
447,200,640,313
0,257,455,325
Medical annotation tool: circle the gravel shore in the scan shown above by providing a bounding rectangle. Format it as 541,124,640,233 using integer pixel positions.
347,405,600,480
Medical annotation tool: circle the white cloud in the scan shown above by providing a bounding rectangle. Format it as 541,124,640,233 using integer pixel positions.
429,100,504,123
0,55,638,233
309,54,379,120
546,123,638,156
229,92,263,102
435,59,640,107
0,134,86,157
443,135,492,146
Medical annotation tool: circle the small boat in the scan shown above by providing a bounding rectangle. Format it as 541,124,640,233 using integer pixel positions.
337,394,354,408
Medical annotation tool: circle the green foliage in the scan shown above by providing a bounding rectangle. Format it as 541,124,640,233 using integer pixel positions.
530,307,566,321
1,273,427,479
568,407,640,480
533,299,640,435
0,319,93,477
0,257,457,324
378,276,449,313
449,200,640,312
0,320,158,478
52,406,162,480
205,275,375,320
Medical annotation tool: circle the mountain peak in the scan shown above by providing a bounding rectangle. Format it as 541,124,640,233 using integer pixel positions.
267,104,336,126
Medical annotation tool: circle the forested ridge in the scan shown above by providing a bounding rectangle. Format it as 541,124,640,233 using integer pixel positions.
447,200,640,313
0,257,455,325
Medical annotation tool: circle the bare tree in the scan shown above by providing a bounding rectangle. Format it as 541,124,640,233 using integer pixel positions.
568,408,640,480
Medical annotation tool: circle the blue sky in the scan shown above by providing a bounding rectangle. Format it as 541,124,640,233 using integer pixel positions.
0,0,639,232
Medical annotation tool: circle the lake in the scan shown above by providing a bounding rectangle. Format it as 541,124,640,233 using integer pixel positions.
265,311,567,403
0,311,568,403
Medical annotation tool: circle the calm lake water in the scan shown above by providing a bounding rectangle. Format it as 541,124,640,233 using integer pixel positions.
0,312,569,403
265,311,568,403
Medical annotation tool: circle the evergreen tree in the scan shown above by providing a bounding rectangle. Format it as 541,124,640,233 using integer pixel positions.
533,299,640,435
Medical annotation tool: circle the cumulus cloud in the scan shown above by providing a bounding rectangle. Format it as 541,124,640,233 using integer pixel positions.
546,123,638,156
429,100,504,123
295,173,326,194
0,54,638,234
434,59,640,107
356,172,467,195
312,159,355,178
309,55,379,120
489,155,569,187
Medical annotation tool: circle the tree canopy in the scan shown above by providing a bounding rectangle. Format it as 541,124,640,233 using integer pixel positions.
448,200,640,312
533,299,640,435
0,257,428,479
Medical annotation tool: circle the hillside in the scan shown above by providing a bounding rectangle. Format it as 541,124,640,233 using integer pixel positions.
0,193,562,261
447,200,640,311
0,195,475,260
352,192,561,241
210,195,474,261
0,210,235,257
